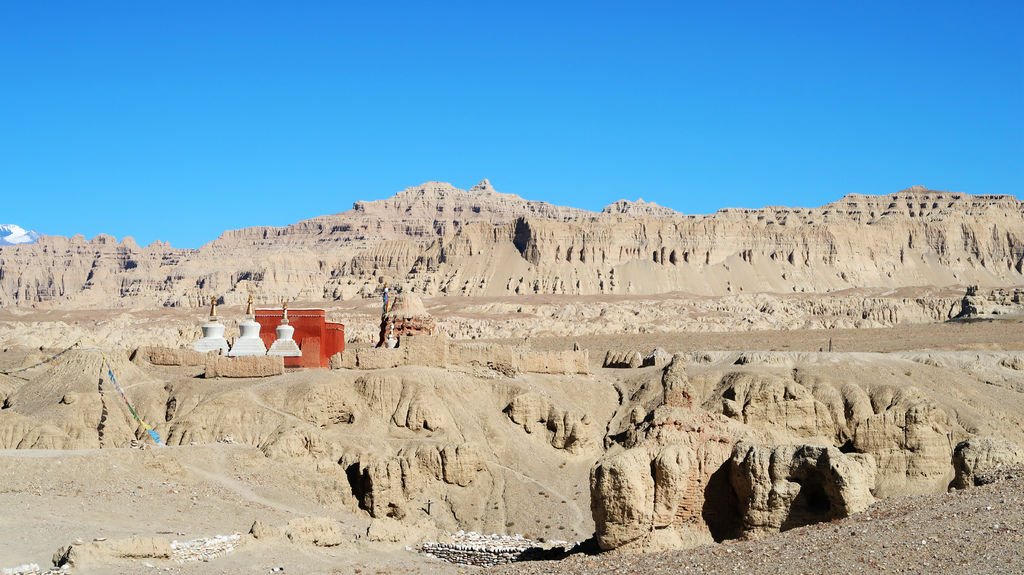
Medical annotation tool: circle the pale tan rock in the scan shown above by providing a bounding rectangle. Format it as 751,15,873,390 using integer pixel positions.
0,349,164,449
644,347,673,368
353,373,453,431
440,444,485,487
338,441,492,520
203,354,283,378
2,185,1022,312
590,448,655,550
365,517,438,544
957,286,1024,318
951,437,1024,489
248,520,282,540
283,517,348,547
603,350,643,368
651,444,698,528
1000,354,1024,371
591,404,758,551
852,386,964,496
504,391,592,453
729,443,875,538
132,346,210,366
662,355,696,408
602,198,680,217
54,536,171,567
250,517,351,547
704,372,838,442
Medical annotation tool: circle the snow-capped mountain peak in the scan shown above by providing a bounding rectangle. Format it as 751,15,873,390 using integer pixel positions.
0,224,41,245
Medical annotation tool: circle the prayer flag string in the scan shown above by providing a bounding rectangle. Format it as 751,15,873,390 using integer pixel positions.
101,355,163,446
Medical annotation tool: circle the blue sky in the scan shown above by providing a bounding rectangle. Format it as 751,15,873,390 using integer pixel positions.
1,1,1021,247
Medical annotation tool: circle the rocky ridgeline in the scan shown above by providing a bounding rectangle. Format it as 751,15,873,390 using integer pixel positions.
600,198,679,217
419,531,569,567
1,182,1021,307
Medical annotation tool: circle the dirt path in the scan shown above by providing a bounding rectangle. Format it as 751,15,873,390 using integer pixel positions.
179,447,313,517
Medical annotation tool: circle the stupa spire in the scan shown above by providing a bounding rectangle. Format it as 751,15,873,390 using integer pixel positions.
194,294,229,354
268,299,300,358
229,294,267,357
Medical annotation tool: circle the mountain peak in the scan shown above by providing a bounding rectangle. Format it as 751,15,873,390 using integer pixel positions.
469,178,494,192
349,180,589,222
0,224,40,246
601,199,679,217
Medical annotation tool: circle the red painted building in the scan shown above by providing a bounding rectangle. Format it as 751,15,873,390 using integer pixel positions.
255,308,345,368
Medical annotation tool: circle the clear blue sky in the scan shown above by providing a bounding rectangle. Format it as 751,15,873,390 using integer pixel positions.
1,1,1021,247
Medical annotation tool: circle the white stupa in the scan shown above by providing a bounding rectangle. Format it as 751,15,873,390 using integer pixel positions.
227,295,268,357
268,302,301,357
193,297,230,354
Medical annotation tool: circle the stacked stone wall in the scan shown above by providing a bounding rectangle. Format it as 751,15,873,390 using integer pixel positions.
418,532,569,567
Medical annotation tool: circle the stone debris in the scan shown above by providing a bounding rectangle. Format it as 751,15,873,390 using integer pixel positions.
1,565,41,575
419,531,567,567
171,533,241,563
1,564,67,575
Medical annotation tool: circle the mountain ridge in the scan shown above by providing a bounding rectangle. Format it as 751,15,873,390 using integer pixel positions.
1,181,1022,308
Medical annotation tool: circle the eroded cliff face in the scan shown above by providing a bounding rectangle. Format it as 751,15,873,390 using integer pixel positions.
588,348,1024,551
2,183,1022,308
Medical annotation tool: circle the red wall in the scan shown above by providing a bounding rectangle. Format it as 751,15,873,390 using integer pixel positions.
255,309,345,368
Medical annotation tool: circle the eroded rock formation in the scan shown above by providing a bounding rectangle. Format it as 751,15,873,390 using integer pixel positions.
729,443,875,537
2,183,1021,308
951,437,1024,489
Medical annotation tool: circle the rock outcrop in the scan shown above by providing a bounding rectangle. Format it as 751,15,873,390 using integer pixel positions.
591,358,760,551
957,285,1024,318
339,443,489,520
249,517,351,547
203,354,284,378
951,437,1024,489
504,391,593,453
590,406,756,551
851,387,963,496
603,350,643,369
705,372,838,443
729,443,875,538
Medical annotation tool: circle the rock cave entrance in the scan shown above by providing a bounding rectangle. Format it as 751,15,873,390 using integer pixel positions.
781,478,833,531
345,463,371,513
702,462,741,542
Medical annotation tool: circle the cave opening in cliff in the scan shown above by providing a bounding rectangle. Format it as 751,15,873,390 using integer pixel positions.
345,463,372,513
703,462,741,542
781,478,832,531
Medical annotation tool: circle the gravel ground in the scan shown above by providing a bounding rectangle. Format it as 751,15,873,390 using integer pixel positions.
497,476,1024,575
